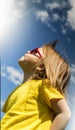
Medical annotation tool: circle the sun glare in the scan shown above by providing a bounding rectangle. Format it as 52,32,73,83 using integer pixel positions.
0,0,21,39
0,0,14,39
0,0,27,41
0,0,27,54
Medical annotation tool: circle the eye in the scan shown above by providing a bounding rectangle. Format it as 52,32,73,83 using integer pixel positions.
31,51,36,55
31,52,40,58
30,48,42,58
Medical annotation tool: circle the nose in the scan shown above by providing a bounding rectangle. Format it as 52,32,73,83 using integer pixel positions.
24,51,30,56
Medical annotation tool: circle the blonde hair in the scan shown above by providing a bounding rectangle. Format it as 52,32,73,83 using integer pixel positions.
32,41,70,95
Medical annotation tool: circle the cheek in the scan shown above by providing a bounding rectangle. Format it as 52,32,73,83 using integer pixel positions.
26,54,39,61
28,57,39,65
18,54,39,66
28,56,40,66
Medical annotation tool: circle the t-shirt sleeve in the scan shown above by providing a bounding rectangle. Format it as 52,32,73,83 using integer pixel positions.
41,84,64,108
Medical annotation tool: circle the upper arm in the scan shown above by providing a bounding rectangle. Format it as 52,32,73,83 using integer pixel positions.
50,98,71,115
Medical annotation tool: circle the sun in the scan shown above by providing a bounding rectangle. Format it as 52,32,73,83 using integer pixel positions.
0,0,14,38
0,0,19,54
0,0,27,54
0,0,20,39
0,0,26,41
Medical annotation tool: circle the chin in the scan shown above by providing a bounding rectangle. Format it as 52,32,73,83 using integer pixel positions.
18,57,24,64
19,56,25,61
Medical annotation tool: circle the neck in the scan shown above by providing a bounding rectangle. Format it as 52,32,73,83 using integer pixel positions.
22,71,34,83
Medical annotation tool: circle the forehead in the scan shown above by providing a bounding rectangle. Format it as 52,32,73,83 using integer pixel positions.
38,47,42,51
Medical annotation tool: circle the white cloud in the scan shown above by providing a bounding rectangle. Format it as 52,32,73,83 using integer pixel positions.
45,1,67,10
35,10,49,23
32,0,42,3
46,2,60,10
1,72,6,77
31,1,75,33
44,1,75,31
67,64,75,114
70,114,75,130
61,25,67,34
52,13,60,21
68,65,75,130
1,66,6,77
1,66,23,85
71,64,75,74
67,0,75,30
13,0,27,19
70,64,75,85
35,10,56,31
44,1,69,33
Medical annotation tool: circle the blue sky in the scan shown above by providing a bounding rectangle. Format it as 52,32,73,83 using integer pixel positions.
0,0,75,129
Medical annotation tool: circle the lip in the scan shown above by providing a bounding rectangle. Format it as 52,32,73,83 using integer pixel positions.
24,53,27,56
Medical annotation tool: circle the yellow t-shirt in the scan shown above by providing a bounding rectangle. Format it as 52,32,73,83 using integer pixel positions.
1,79,64,130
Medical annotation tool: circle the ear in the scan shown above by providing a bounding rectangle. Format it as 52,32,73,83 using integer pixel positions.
51,40,59,48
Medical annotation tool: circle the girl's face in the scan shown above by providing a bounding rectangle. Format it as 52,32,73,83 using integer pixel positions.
18,47,43,67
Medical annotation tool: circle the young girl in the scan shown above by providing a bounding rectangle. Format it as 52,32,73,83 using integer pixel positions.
1,41,71,130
